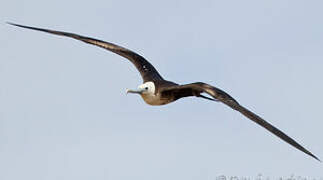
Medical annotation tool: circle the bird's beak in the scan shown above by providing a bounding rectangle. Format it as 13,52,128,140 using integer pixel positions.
126,88,144,94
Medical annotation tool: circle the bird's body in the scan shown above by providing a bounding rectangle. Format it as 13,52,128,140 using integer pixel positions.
142,81,177,105
139,81,175,105
8,22,320,161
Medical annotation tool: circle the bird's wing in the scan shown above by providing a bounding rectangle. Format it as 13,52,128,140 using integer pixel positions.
161,82,320,161
8,22,163,82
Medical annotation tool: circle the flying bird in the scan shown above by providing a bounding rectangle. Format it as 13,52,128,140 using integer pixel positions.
8,22,320,161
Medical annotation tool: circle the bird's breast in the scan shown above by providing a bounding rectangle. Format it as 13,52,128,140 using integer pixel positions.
140,93,174,106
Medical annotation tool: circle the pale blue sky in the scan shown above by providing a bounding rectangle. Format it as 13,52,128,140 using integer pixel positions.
1,0,323,179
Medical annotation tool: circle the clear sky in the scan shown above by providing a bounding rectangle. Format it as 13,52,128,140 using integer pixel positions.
1,0,323,179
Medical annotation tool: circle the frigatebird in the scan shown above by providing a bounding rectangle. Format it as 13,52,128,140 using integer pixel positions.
8,22,320,161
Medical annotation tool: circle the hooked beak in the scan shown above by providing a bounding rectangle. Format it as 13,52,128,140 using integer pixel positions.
126,88,144,94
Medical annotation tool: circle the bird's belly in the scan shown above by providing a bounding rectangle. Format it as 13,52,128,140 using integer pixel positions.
141,94,173,106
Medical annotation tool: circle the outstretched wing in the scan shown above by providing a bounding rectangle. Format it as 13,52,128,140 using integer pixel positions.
161,82,320,161
8,22,163,82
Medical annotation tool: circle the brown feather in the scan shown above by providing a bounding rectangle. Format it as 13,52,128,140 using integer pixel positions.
7,22,163,82
161,82,320,161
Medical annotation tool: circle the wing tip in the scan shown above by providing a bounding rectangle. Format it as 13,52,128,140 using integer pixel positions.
6,21,20,26
311,154,321,162
6,22,29,29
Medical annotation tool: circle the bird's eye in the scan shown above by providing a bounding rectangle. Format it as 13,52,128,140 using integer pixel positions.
145,87,148,90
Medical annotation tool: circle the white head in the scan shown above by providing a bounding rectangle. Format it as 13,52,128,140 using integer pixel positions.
126,81,156,95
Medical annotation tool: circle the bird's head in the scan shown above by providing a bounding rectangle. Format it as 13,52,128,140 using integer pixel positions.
126,81,156,95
